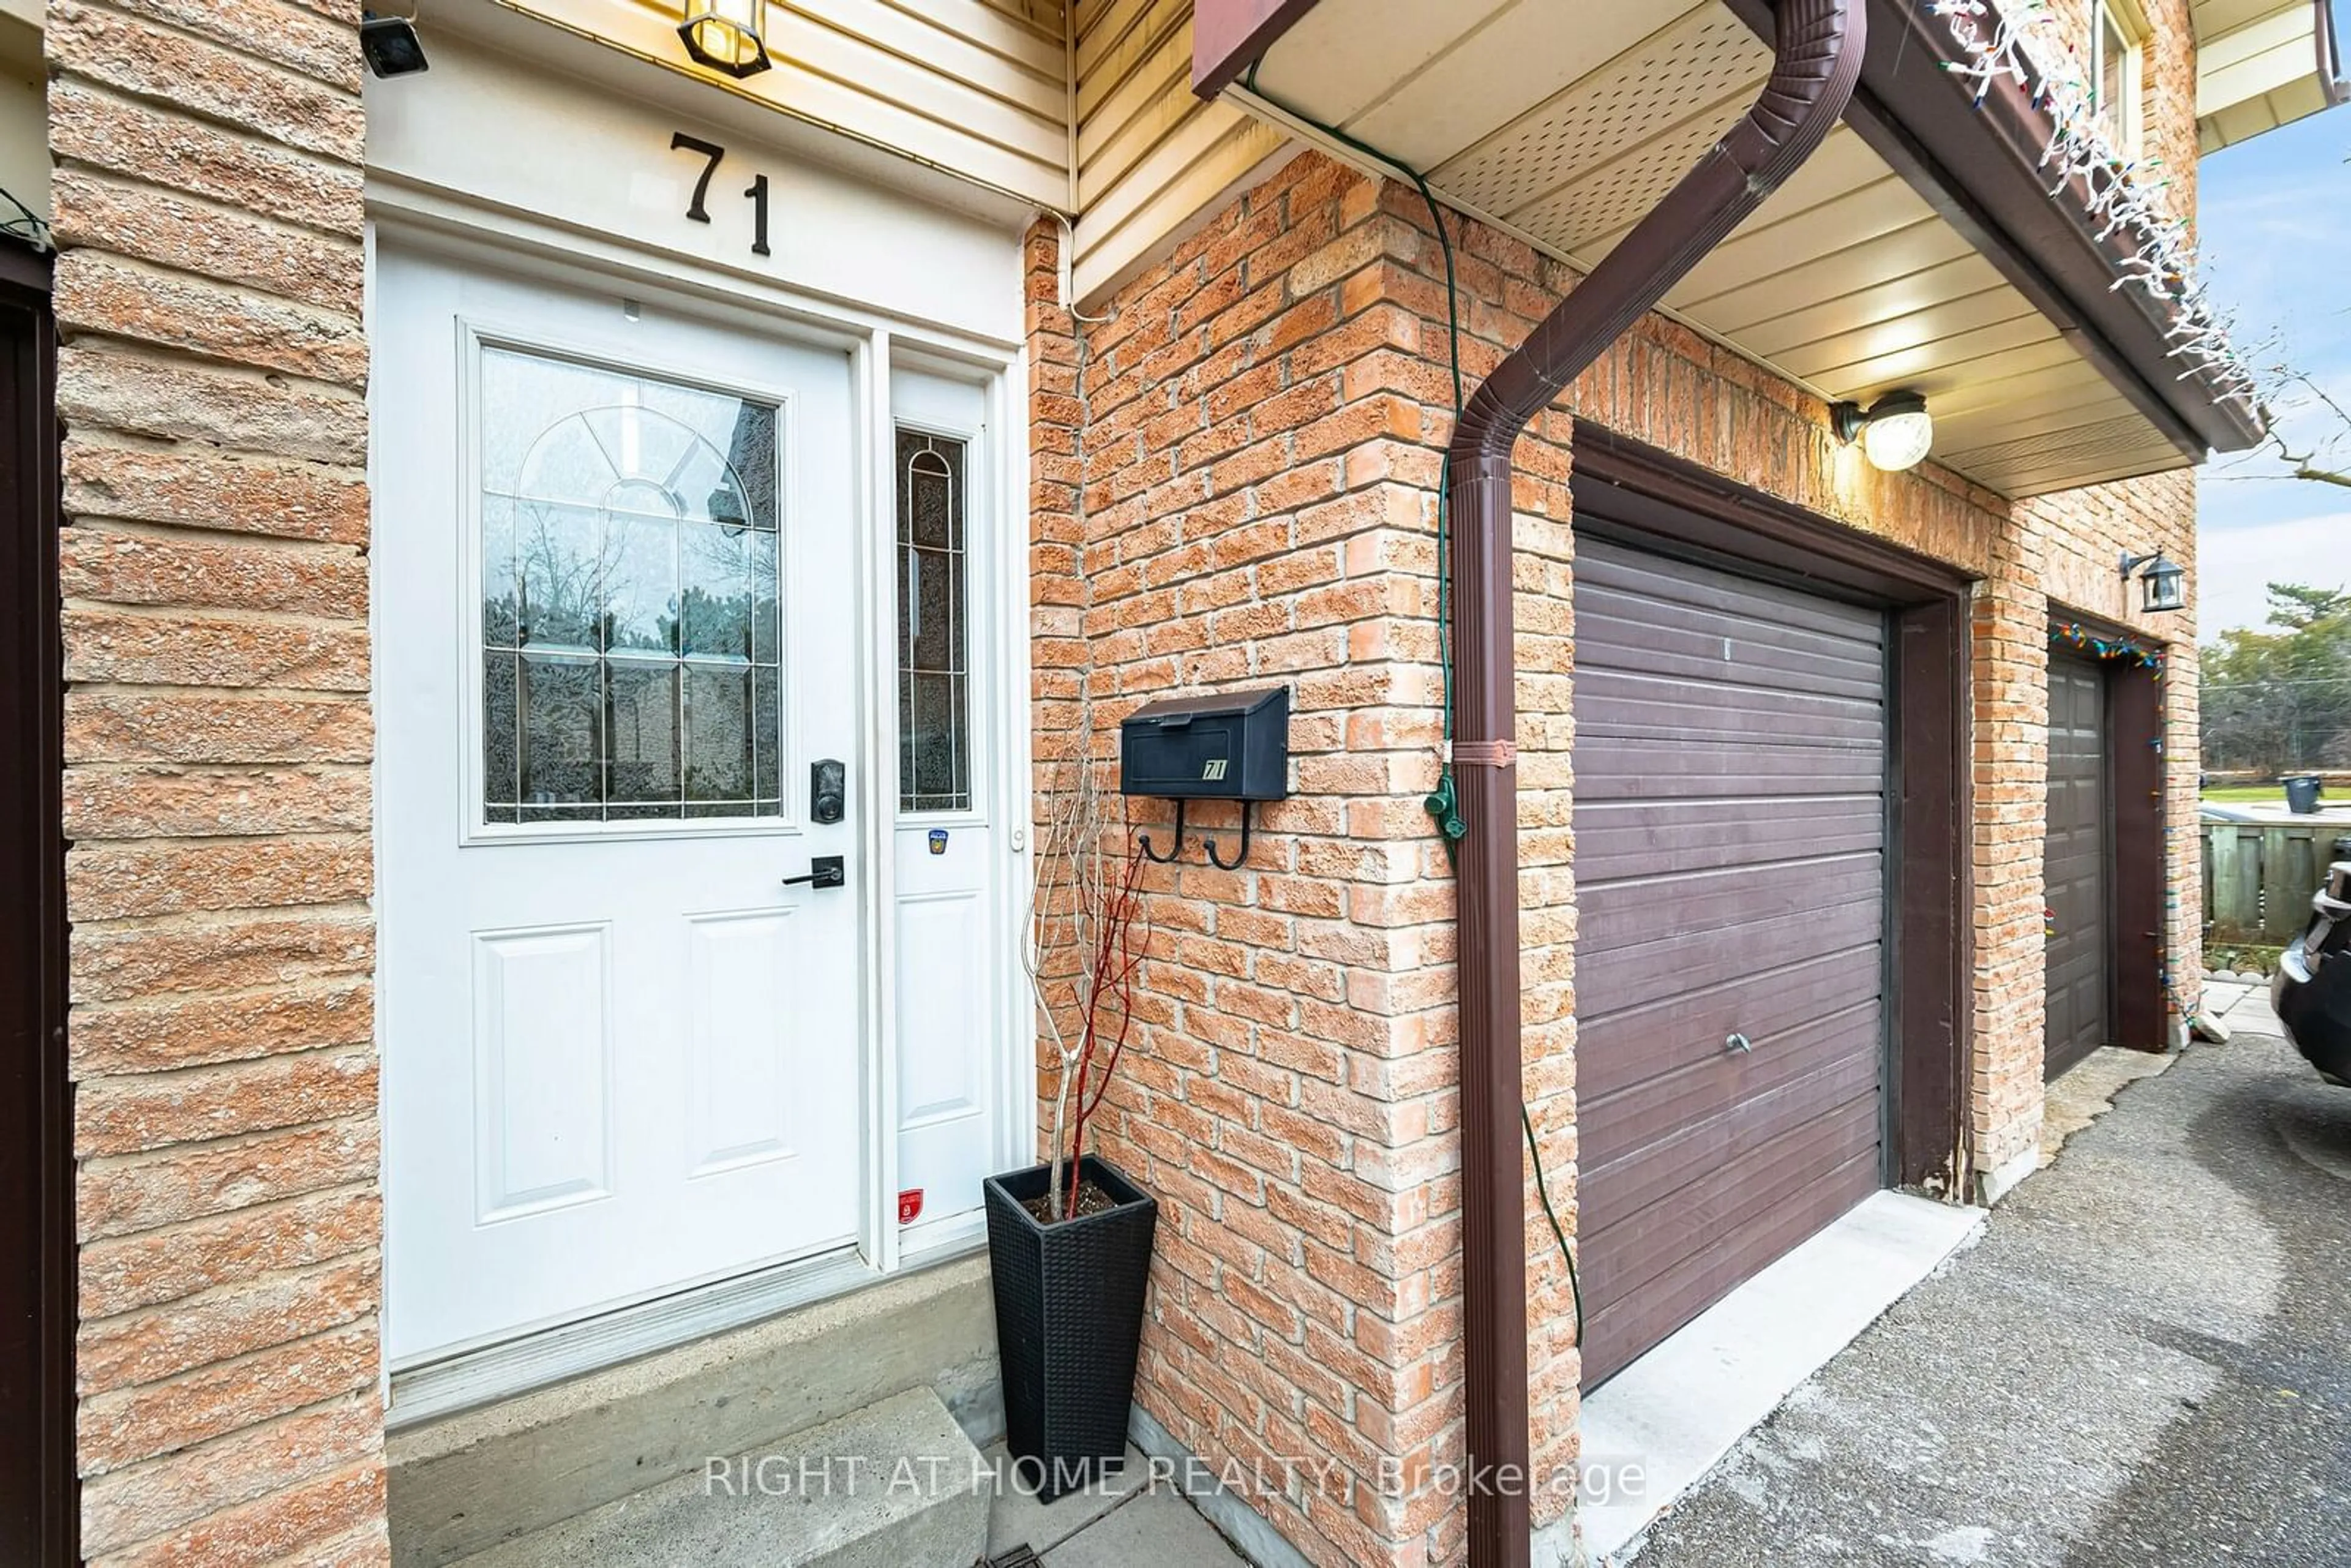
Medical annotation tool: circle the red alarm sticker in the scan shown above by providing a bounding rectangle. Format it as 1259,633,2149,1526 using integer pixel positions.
897,1188,924,1225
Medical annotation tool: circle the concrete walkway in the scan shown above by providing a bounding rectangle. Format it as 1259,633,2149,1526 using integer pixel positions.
1625,984,2351,1566
983,1445,1247,1567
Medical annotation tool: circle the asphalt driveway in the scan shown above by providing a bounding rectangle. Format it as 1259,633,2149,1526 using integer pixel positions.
1624,1019,2351,1567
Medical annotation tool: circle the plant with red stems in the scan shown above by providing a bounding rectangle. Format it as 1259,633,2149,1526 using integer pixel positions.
1019,737,1152,1221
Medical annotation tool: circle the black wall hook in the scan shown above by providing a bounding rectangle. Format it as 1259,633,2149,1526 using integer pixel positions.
1136,800,1261,869
1138,799,1187,865
1202,807,1253,871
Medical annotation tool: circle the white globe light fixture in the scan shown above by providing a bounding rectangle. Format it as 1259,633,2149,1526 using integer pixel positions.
1831,391,1934,473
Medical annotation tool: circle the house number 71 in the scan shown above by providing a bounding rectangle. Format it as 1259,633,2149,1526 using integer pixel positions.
669,132,771,258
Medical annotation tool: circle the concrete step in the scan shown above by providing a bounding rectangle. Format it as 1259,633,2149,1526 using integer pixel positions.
389,1256,1000,1567
456,1387,989,1568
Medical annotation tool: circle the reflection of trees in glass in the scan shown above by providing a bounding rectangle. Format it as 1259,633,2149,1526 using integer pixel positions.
511,501,616,650
2203,583,2351,775
479,364,785,820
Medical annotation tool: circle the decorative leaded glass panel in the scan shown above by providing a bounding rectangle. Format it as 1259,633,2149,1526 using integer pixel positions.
479,347,783,823
896,430,970,812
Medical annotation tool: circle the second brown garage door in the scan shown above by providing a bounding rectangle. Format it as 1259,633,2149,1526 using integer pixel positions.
1572,536,1889,1386
2043,654,2112,1079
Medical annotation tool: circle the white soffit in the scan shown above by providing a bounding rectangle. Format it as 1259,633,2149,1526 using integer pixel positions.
2195,1,2346,151
1248,0,2199,496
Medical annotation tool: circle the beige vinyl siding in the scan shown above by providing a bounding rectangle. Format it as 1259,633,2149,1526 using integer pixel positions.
503,0,1073,208
1070,0,1292,302
980,0,1069,34
508,0,1295,304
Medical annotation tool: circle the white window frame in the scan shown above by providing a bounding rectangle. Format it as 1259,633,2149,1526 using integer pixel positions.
454,318,811,848
889,413,990,824
2088,0,2148,155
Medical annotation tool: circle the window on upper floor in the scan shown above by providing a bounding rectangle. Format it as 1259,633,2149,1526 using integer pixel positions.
2088,1,2143,153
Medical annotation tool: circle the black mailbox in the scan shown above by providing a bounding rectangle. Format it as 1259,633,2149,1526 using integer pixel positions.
1119,688,1290,801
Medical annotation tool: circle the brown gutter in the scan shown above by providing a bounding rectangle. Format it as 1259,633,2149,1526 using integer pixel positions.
2318,0,2350,111
1191,0,1321,96
1443,3,1864,1564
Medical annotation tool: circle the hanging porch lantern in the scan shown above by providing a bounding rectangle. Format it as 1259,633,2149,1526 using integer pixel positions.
2120,549,2187,614
678,0,771,77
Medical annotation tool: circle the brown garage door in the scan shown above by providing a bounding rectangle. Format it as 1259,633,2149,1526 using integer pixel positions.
1572,536,1888,1386
2043,654,2111,1079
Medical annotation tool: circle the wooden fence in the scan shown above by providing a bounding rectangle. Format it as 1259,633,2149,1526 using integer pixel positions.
2203,822,2351,944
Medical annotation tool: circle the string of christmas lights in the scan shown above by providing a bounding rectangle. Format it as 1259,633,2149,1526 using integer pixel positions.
2050,618,2164,669
1926,1,2260,414
2047,623,2205,1032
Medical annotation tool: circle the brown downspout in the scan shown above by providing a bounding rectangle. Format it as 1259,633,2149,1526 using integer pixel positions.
1444,4,1865,1564
2318,0,2350,110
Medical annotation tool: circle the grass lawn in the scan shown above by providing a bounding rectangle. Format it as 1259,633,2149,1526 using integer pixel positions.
2202,785,2298,803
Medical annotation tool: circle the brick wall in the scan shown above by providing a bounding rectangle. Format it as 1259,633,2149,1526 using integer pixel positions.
48,0,386,1562
1030,157,1483,1567
1971,516,2056,1181
1029,143,2207,1566
2143,0,2199,220
2047,0,2199,217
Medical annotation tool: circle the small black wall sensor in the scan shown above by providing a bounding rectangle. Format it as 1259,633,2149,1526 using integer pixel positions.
361,13,430,78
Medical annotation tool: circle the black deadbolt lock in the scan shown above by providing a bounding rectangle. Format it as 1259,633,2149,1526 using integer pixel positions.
811,759,846,824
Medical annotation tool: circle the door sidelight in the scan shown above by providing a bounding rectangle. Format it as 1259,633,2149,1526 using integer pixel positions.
782,855,846,890
811,759,846,824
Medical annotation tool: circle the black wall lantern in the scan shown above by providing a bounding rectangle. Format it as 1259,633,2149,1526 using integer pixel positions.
678,0,771,77
2120,548,2187,614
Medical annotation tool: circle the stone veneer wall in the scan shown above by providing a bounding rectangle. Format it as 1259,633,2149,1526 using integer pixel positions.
1022,141,2203,1567
49,0,387,1561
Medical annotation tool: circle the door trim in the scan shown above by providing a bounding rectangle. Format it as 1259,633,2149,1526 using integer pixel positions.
1570,424,1974,1195
0,239,72,1566
367,192,1035,1401
871,345,1024,1273
2108,651,2167,1049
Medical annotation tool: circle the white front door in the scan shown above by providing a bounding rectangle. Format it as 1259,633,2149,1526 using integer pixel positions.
377,244,865,1364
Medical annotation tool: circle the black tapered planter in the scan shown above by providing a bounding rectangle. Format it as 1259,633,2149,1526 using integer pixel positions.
983,1154,1158,1501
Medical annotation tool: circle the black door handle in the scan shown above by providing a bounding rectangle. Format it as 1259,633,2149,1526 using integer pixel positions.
782,855,846,890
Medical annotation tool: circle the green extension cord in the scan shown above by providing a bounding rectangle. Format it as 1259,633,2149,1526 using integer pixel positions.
1524,1103,1586,1347
1243,61,1583,1353
1243,62,1467,852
